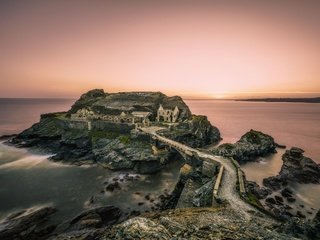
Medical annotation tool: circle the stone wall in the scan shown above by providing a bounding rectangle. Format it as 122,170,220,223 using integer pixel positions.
67,120,89,130
67,119,135,134
91,120,135,134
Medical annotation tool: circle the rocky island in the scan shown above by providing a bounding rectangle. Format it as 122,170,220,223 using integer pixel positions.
10,89,220,174
1,89,320,240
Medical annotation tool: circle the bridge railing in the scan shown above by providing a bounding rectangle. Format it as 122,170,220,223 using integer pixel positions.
213,165,224,199
230,158,246,196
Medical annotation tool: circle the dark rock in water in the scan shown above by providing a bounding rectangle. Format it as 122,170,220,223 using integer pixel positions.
266,146,320,186
105,182,121,192
129,210,141,217
263,176,287,191
275,195,284,204
145,194,151,200
314,210,320,223
275,143,286,149
134,159,163,174
287,197,296,203
211,129,277,163
296,211,306,219
281,188,293,198
245,181,271,199
279,147,320,184
265,197,277,205
268,205,294,221
0,206,57,240
69,206,123,230
284,205,293,210
0,134,17,140
261,147,320,215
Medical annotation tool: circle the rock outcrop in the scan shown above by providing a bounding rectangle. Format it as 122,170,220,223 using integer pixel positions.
100,207,296,239
212,129,277,163
279,147,320,184
263,147,320,191
67,206,124,231
0,206,57,240
257,147,320,220
280,210,320,239
114,217,172,239
159,115,221,148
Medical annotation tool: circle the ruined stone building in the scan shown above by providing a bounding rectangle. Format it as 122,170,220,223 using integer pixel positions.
70,108,95,120
119,111,151,125
70,108,151,126
157,104,180,122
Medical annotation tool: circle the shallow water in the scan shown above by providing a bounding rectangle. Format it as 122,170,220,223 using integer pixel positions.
0,142,182,221
186,100,320,161
186,99,320,210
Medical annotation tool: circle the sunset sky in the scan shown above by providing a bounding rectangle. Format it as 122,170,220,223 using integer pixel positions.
0,1,319,99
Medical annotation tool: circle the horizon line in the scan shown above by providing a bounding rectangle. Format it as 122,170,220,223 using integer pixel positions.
1,96,320,100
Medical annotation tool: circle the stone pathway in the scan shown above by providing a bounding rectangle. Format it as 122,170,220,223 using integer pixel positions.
139,126,270,221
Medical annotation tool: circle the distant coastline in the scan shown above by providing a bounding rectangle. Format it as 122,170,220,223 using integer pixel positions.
236,97,320,103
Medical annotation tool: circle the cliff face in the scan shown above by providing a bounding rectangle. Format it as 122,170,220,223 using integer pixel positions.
159,115,221,148
9,89,220,173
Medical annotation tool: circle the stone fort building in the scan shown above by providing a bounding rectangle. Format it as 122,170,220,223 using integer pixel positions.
157,104,180,123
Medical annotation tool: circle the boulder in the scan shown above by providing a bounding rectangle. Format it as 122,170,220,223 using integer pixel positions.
69,206,123,230
93,137,169,174
246,181,271,199
262,147,320,201
0,206,57,240
275,195,284,204
263,176,287,191
115,217,171,240
279,147,320,184
212,130,277,163
265,197,277,205
176,178,202,208
281,188,293,198
192,180,214,207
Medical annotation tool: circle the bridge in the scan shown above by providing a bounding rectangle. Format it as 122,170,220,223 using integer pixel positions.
139,126,259,219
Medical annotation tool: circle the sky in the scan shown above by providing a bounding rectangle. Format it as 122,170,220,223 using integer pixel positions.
0,0,320,99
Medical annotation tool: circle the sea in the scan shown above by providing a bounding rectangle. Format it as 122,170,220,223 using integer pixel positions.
0,98,319,221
